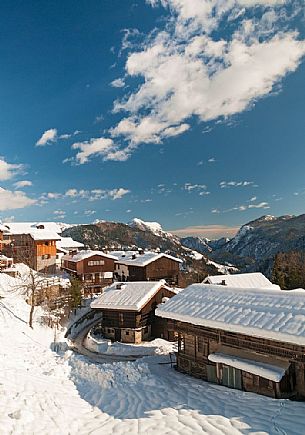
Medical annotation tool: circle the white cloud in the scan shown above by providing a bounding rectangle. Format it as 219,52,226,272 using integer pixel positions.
110,78,125,88
248,201,270,209
108,188,130,200
220,180,257,188
47,192,62,199
72,137,117,164
0,188,36,211
208,157,216,163
53,210,66,218
14,180,32,188
36,128,58,146
59,130,81,140
67,0,305,162
64,187,130,201
184,183,209,195
0,159,24,181
226,201,270,212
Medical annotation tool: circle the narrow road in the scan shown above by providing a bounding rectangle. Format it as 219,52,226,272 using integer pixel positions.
66,309,144,363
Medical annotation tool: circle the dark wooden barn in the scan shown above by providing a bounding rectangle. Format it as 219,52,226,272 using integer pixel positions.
91,281,177,343
156,283,305,400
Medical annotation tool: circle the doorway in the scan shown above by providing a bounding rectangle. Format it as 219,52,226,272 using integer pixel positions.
115,328,121,342
222,365,242,390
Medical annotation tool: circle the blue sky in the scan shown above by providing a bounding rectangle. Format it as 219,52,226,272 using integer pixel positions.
0,0,305,238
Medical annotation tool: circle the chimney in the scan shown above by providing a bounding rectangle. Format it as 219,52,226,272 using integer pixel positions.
132,254,136,260
221,279,226,286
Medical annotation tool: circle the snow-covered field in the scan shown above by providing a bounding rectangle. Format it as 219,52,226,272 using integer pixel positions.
0,279,305,434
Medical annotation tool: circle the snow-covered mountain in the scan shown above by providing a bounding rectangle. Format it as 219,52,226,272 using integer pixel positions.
222,214,303,261
180,236,230,254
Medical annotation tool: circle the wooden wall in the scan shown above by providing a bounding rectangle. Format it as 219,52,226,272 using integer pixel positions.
166,319,305,400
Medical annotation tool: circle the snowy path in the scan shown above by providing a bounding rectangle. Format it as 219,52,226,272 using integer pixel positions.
1,293,305,434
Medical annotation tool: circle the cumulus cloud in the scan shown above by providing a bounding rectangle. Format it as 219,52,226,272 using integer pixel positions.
0,159,24,181
71,137,117,164
14,180,32,188
68,0,305,162
0,188,36,211
36,128,58,146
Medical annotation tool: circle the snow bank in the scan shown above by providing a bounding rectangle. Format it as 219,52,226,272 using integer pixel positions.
85,333,177,356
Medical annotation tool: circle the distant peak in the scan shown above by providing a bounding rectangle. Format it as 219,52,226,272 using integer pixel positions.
129,218,164,235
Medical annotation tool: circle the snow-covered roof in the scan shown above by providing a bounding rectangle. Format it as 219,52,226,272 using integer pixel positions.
208,352,288,382
3,221,70,235
56,237,84,250
91,280,170,311
62,250,117,262
156,284,305,346
203,272,279,289
109,250,182,267
0,224,10,233
29,231,61,241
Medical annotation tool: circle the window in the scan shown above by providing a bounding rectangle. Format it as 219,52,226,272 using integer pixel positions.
125,331,129,336
88,260,105,266
178,334,185,353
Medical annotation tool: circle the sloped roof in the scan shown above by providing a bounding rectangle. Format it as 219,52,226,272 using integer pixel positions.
4,221,65,234
62,250,117,262
91,280,170,311
109,250,182,267
156,284,305,346
203,272,280,289
29,231,61,241
56,237,84,250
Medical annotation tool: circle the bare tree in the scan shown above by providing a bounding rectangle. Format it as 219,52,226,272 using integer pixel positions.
16,265,52,328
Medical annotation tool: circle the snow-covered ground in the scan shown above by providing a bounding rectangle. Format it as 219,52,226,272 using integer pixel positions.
0,283,305,434
85,332,177,356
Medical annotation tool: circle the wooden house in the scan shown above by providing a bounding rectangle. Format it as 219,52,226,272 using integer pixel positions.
0,254,14,270
55,237,84,270
91,280,177,343
0,224,11,252
156,284,305,400
61,250,116,294
110,250,182,286
3,230,60,274
203,272,280,289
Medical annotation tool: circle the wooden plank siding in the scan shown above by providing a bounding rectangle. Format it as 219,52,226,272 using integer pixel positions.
93,285,176,344
116,256,180,285
165,319,305,400
61,254,115,294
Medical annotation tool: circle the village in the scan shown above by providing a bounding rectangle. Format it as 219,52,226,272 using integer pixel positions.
1,218,305,414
